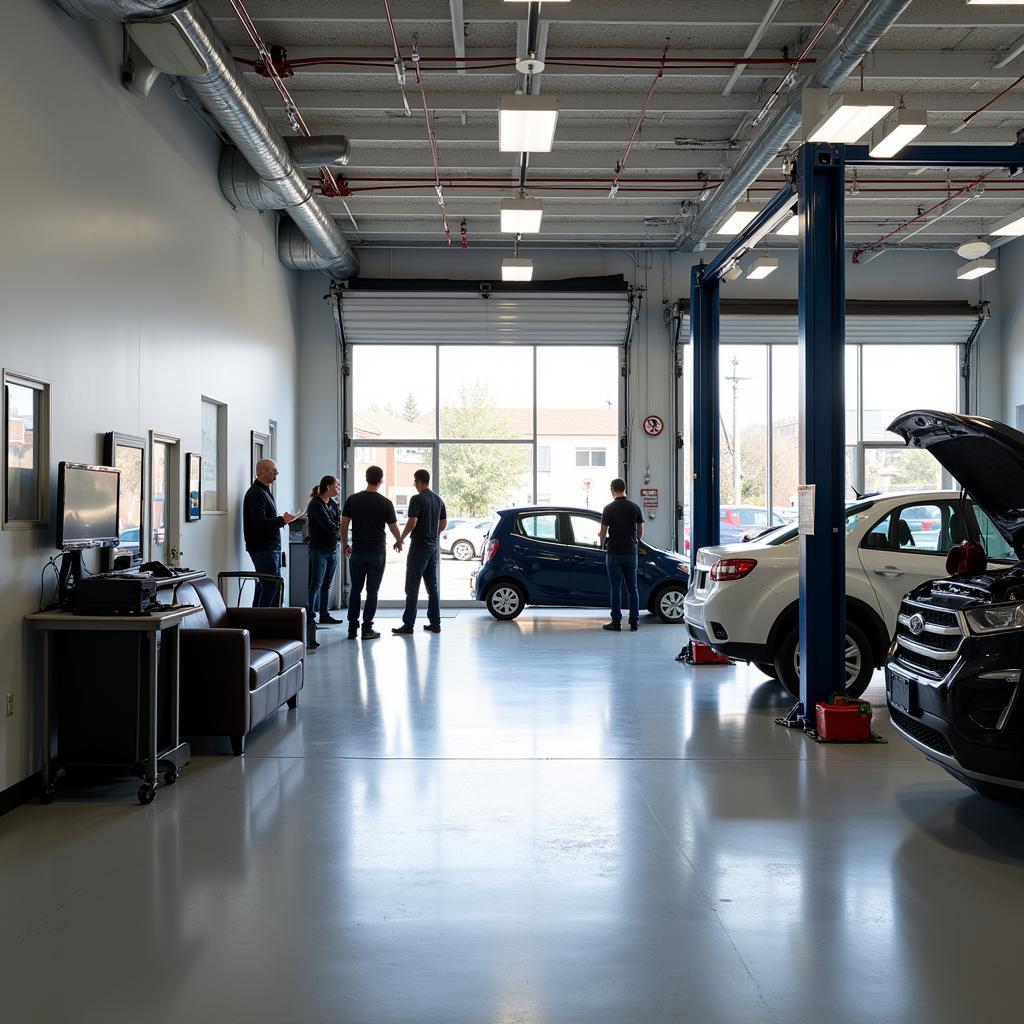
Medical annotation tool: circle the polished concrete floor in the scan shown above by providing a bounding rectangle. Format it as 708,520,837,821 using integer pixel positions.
2,609,1023,1023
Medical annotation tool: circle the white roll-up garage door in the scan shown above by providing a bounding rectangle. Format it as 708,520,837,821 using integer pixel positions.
340,289,632,346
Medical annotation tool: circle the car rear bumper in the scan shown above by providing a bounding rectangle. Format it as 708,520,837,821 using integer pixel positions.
685,619,772,664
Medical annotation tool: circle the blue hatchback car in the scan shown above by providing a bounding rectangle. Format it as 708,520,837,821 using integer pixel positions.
470,506,690,622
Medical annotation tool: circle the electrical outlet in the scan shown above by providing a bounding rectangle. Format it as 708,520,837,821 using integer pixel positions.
4,693,13,717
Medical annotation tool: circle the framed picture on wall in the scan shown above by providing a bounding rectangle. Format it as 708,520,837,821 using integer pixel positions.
185,452,202,522
104,431,146,568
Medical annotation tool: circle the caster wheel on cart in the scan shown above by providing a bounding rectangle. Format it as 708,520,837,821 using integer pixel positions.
163,768,178,786
138,785,157,805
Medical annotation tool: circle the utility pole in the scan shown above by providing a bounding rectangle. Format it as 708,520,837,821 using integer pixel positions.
723,354,752,504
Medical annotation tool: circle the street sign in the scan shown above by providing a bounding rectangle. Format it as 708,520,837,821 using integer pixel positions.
582,478,593,492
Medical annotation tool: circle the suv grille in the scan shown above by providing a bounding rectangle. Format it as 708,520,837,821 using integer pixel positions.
890,707,954,756
892,599,964,680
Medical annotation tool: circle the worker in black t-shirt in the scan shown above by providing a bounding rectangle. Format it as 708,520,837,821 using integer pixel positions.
597,478,644,632
340,465,402,640
392,468,447,635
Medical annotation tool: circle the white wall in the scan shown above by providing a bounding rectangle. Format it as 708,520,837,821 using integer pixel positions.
0,2,302,794
997,237,1024,427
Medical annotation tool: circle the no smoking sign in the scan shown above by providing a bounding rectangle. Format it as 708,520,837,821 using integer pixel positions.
643,414,664,437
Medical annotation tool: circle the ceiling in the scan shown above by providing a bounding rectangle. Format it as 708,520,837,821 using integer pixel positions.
202,0,1024,253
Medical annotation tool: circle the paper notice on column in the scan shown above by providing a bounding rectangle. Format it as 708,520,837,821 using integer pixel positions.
798,485,815,536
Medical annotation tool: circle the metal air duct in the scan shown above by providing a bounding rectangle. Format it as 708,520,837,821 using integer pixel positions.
53,0,358,280
220,138,351,211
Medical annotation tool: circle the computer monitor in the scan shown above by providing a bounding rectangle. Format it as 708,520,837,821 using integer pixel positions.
57,462,120,551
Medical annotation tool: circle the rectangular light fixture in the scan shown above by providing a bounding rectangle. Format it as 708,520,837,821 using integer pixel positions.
990,208,1024,236
499,95,559,153
966,1,1024,5
746,256,779,280
956,258,996,280
775,213,799,236
715,202,760,236
500,197,544,233
502,258,534,282
804,87,894,144
869,108,928,158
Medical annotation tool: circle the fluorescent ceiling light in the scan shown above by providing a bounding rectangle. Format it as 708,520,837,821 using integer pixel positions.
746,256,779,280
715,202,760,235
990,208,1024,236
775,213,799,236
499,95,559,153
956,237,991,259
956,258,996,280
868,108,928,158
501,197,543,233
966,1,1024,4
502,258,534,282
723,265,744,282
804,87,894,144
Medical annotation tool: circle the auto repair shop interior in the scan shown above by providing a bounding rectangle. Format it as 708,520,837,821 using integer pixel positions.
3,1,1024,1021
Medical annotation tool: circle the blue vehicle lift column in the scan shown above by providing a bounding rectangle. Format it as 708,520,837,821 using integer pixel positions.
689,265,720,569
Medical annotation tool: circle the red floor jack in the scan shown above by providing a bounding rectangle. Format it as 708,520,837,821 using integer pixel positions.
676,641,732,665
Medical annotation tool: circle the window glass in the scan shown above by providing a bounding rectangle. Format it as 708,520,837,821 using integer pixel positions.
440,347,532,439
5,380,41,523
897,503,945,553
519,513,559,541
439,443,532,518
863,511,894,549
569,514,602,547
115,444,144,560
861,346,959,442
537,445,551,472
864,447,944,494
719,345,768,512
353,346,435,440
771,345,799,519
972,504,1016,561
201,398,224,512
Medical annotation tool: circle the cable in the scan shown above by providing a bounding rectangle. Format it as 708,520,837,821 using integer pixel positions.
609,45,670,198
39,555,61,611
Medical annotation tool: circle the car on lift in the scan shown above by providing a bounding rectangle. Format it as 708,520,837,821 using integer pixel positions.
885,410,1024,805
440,518,492,561
684,488,1000,699
470,506,689,622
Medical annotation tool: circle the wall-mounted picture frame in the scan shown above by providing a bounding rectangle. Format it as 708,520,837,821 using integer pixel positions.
185,452,202,522
104,431,146,569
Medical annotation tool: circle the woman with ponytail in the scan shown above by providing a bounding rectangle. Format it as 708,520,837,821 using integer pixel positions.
304,474,342,649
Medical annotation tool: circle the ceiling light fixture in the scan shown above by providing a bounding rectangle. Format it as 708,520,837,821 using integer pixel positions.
868,107,928,158
723,264,744,282
499,94,559,153
966,1,1024,5
502,258,534,281
957,237,991,259
715,202,760,236
956,258,996,279
803,87,894,144
776,213,799,236
501,197,543,233
746,256,779,280
991,208,1024,236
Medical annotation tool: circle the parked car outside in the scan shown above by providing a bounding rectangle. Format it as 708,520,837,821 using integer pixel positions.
684,489,995,698
885,410,1024,805
441,518,491,560
683,505,788,551
471,506,689,622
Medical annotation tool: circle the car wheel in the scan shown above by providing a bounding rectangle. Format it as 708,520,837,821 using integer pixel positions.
774,620,874,700
452,539,475,561
485,581,526,620
755,662,778,680
653,584,687,624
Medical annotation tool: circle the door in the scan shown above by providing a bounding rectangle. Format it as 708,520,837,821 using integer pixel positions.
510,511,568,602
567,511,608,605
858,499,965,629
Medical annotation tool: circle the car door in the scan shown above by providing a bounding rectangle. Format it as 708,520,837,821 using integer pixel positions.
567,512,608,604
858,500,962,631
510,512,569,601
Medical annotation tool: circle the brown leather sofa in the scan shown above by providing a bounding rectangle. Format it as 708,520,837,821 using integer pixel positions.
177,577,305,755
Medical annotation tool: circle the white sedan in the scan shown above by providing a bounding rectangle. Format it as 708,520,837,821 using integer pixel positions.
440,518,492,560
683,491,1008,697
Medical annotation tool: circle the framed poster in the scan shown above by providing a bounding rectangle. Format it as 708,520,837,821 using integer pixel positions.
185,452,202,522
104,431,146,568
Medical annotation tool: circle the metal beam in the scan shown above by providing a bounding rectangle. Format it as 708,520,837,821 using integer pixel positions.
689,265,720,572
845,144,1024,169
343,147,743,170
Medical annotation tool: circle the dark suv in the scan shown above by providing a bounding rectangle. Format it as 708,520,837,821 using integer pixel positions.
886,410,1024,805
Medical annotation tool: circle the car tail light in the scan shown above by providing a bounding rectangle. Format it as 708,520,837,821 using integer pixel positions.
485,538,500,563
710,558,757,581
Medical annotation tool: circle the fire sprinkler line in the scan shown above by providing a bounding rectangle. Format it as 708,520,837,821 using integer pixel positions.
609,45,670,197
411,53,452,244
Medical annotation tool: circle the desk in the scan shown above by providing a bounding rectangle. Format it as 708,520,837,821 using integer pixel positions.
26,607,196,804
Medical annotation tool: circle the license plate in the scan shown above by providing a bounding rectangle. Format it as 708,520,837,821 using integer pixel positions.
888,670,914,713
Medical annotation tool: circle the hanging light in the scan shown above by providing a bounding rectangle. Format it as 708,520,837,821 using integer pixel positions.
803,87,894,144
746,256,779,280
868,107,928,158
956,258,996,280
502,258,534,281
956,237,991,259
990,208,1024,236
723,264,744,282
500,197,543,233
775,213,799,236
499,94,559,152
715,202,760,235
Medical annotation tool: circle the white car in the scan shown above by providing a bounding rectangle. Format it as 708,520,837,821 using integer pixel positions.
683,491,1007,698
440,518,492,560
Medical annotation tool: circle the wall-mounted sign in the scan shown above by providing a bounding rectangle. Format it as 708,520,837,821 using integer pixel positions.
798,484,815,536
643,414,665,437
640,488,659,509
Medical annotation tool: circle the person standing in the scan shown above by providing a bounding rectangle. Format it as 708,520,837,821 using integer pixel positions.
597,478,644,632
392,469,447,635
243,459,299,608
341,465,402,641
304,474,343,651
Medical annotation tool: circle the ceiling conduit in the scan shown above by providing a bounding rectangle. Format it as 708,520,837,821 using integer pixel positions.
53,0,359,280
676,0,912,251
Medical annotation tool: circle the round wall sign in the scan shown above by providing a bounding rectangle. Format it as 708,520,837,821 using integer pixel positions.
643,414,665,437
582,478,593,492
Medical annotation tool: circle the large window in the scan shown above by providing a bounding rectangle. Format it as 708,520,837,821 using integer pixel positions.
201,397,226,513
4,370,49,528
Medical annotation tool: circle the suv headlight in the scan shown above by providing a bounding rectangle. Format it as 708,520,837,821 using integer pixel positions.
965,603,1024,634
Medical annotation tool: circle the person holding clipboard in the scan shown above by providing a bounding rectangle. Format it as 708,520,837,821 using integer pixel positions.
243,459,303,609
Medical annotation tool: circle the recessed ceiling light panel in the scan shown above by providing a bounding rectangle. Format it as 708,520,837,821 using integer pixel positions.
502,258,534,282
991,208,1024,237
500,197,544,233
715,202,760,235
499,95,559,153
956,258,996,280
746,256,779,280
804,87,894,144
868,108,928,158
775,213,799,236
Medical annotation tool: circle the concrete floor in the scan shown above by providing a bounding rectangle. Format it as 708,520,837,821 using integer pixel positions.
2,609,1022,1023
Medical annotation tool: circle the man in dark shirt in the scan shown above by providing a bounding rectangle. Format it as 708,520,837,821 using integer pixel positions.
392,468,447,635
341,465,402,640
243,459,299,607
598,478,644,632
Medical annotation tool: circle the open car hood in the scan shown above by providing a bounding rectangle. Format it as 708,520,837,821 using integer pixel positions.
887,410,1024,558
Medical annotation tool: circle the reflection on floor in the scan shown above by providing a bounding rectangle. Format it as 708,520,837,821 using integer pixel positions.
2,609,1023,1023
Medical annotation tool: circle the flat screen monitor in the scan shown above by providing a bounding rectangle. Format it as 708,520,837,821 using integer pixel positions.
57,462,120,551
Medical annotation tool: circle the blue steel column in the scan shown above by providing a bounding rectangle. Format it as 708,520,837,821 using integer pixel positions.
797,143,846,717
689,265,720,571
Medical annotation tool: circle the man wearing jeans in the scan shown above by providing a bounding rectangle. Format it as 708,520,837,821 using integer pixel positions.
341,465,402,640
392,469,447,635
243,459,299,607
598,478,644,632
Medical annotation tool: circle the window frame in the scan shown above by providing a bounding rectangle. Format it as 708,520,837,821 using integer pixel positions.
3,369,50,530
200,396,227,515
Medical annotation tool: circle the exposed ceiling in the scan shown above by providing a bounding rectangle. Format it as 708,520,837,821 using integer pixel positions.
202,0,1024,252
